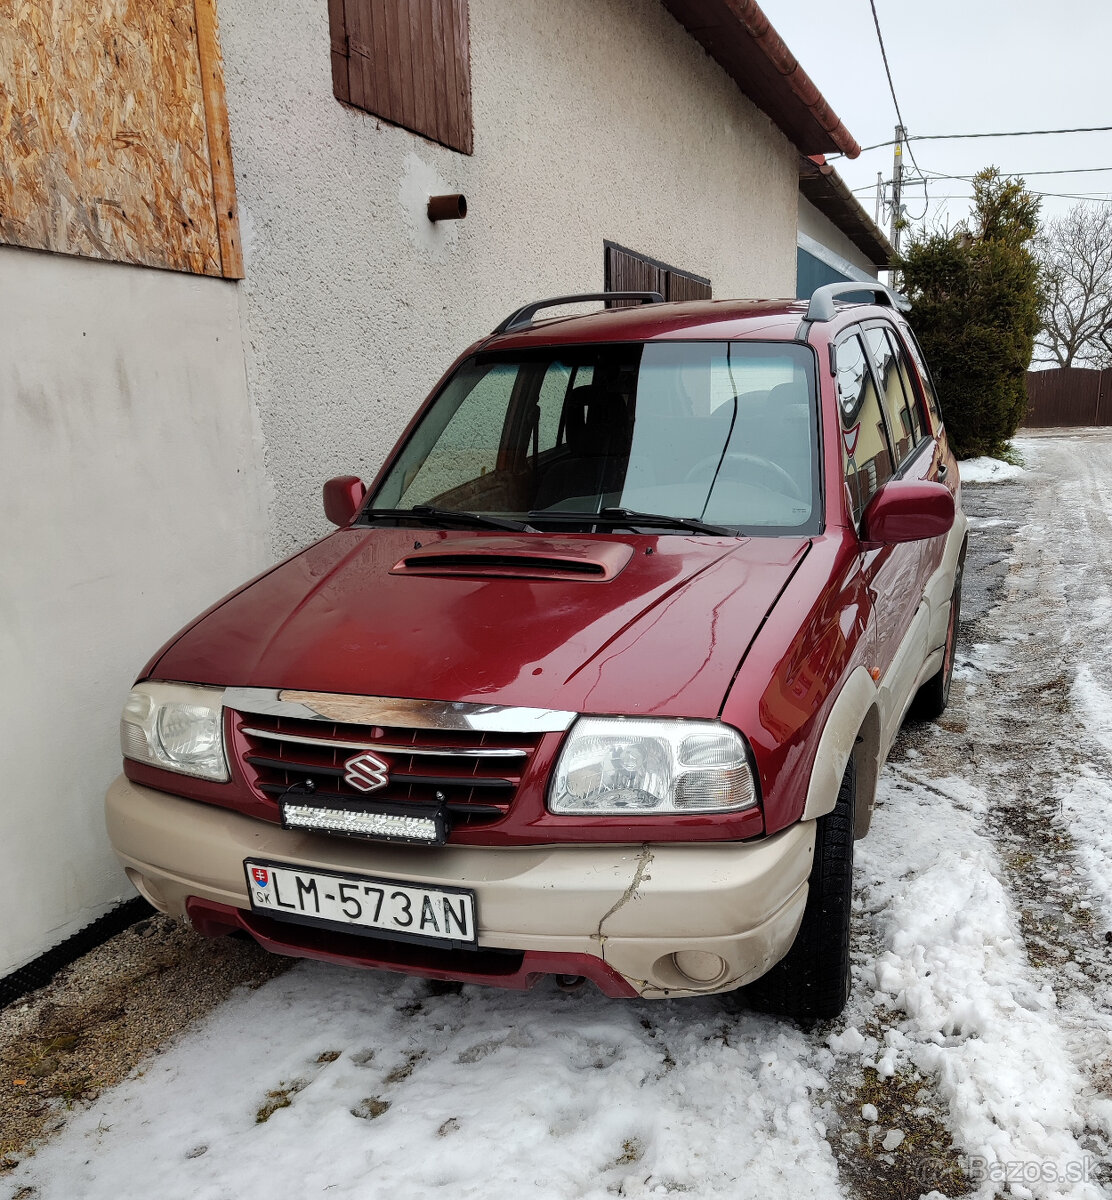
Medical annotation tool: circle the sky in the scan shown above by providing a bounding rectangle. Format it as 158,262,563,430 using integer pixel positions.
761,0,1112,240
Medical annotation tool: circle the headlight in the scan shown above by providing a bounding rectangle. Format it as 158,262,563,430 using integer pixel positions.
549,717,758,815
120,682,229,781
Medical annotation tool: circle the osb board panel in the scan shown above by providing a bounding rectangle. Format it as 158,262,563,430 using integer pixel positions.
0,0,236,277
194,0,242,278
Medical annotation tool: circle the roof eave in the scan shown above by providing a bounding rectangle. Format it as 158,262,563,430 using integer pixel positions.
799,155,894,267
661,0,861,159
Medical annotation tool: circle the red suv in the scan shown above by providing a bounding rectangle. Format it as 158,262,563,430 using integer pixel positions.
107,284,964,1019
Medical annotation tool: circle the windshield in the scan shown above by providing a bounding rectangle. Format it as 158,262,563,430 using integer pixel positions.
370,341,820,535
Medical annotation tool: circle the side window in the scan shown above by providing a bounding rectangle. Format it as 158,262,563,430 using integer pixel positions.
401,365,516,505
328,0,473,156
536,363,573,455
863,325,920,466
535,363,594,455
901,325,944,425
884,328,928,447
836,332,894,523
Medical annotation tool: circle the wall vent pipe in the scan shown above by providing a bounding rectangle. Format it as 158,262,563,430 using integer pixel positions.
428,194,467,222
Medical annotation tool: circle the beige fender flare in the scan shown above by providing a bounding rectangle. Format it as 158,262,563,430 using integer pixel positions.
801,665,882,839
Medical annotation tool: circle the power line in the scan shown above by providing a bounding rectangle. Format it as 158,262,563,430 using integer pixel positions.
991,166,1112,178
867,0,923,176
924,166,1112,181
855,190,1112,204
863,1,934,253
914,127,1112,143
901,194,1112,201
852,168,1112,193
840,126,1112,157
1033,192,1112,202
907,165,1112,202
868,0,905,129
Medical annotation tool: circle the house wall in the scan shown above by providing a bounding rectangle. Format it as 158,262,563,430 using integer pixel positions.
797,196,881,279
218,0,800,556
0,246,269,976
3,0,807,975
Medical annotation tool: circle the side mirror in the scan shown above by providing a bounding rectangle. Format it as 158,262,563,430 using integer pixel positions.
860,479,954,545
323,475,367,527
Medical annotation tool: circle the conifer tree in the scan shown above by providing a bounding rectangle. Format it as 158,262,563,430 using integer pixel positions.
898,168,1042,458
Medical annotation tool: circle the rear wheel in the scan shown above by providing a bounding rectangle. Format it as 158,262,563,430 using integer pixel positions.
729,757,856,1022
913,556,964,721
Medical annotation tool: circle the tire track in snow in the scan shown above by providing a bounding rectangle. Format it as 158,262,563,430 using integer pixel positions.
859,765,1109,1199
1063,666,1112,926
7,968,848,1200
1030,432,1112,931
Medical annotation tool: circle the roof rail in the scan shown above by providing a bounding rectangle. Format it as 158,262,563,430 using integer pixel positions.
491,292,665,335
804,282,911,323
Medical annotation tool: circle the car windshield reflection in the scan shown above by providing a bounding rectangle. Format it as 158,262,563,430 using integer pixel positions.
370,340,820,535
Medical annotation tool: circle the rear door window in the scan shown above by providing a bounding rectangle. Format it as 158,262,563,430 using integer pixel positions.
884,328,928,447
862,325,926,466
900,324,944,426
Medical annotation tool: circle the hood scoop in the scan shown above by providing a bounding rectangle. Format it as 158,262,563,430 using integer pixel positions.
391,535,634,582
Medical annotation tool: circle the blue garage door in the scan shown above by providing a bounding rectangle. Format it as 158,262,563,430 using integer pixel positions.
796,248,874,302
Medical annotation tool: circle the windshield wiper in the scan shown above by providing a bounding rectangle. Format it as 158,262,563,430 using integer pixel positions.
528,507,732,536
362,506,533,532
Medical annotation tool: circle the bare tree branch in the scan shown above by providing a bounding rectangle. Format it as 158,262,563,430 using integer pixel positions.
1036,204,1112,368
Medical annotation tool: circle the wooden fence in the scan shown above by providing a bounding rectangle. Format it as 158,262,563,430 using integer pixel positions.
1024,367,1112,428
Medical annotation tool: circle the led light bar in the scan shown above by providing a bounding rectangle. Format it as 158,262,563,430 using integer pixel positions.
282,803,441,844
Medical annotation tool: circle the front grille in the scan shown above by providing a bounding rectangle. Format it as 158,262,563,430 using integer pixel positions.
231,711,541,829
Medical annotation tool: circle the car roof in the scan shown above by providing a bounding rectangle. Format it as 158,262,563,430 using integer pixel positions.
482,297,894,351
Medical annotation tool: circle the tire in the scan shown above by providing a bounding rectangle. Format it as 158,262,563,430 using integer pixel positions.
729,757,856,1022
912,555,964,721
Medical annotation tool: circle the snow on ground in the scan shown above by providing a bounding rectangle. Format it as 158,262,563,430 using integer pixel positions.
959,456,1025,484
855,768,1105,1199
1063,669,1112,926
9,972,844,1200
10,431,1112,1200
1039,432,1112,928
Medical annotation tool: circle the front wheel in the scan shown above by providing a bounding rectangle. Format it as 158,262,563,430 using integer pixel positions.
728,757,856,1022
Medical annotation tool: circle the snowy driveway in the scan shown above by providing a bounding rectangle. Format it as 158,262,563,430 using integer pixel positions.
9,432,1112,1200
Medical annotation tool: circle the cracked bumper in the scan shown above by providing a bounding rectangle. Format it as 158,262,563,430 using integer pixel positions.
106,776,814,998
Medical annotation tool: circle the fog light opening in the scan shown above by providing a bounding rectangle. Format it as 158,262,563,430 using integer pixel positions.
671,951,729,986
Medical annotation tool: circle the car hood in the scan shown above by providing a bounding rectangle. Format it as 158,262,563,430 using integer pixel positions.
151,528,810,718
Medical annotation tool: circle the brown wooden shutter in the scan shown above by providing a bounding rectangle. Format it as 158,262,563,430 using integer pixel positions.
329,0,473,155
665,270,712,301
605,244,666,307
329,0,352,103
605,242,711,305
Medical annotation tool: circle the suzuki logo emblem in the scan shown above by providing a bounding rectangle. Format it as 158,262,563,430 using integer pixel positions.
343,750,391,793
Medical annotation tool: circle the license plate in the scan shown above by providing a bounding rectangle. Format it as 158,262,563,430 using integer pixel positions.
244,860,477,947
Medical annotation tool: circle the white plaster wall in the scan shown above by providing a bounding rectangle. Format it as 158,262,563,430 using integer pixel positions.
0,246,269,975
798,196,880,276
219,0,800,555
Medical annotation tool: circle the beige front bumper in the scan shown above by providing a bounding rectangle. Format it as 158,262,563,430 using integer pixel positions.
106,776,814,998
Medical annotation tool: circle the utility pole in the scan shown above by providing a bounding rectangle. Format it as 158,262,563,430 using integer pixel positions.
890,124,905,255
